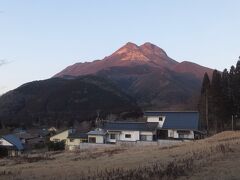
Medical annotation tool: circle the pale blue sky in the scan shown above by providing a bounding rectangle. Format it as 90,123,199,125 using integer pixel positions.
0,0,240,94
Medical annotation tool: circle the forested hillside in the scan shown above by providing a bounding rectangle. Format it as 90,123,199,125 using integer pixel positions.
0,75,141,128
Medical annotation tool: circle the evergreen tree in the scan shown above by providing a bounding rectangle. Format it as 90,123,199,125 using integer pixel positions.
199,57,240,134
234,60,240,116
209,70,223,133
199,73,210,131
221,69,232,129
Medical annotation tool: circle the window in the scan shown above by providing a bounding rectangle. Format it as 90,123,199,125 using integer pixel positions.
89,137,96,143
159,117,163,121
140,135,147,141
110,134,116,139
177,130,190,134
177,130,190,139
125,134,131,138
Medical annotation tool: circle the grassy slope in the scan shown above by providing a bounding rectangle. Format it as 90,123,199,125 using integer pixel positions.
0,131,240,179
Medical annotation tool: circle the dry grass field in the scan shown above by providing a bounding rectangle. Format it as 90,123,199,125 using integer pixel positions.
1,131,240,180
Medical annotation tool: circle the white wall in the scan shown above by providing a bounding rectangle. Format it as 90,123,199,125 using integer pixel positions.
66,138,81,146
179,130,194,139
147,116,165,128
119,131,139,142
50,130,69,142
168,130,194,139
106,132,120,143
140,131,153,136
140,131,154,141
88,135,104,144
168,130,177,138
0,138,13,146
106,131,155,143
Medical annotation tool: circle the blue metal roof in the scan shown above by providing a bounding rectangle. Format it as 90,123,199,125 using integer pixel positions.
2,134,24,150
145,111,199,130
103,121,159,132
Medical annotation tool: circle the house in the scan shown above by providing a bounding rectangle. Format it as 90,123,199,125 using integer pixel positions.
50,128,75,142
87,128,106,144
144,111,202,139
85,111,202,145
102,121,159,143
66,132,88,150
0,134,24,157
14,132,46,150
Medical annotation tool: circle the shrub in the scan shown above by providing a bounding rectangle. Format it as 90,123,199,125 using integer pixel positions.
47,140,65,151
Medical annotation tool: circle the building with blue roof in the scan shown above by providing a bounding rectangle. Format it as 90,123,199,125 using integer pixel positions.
0,134,24,156
144,111,202,139
78,111,203,147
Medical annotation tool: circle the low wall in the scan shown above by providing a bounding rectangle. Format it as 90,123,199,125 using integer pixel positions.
67,139,192,151
69,143,116,150
117,139,190,147
157,139,187,147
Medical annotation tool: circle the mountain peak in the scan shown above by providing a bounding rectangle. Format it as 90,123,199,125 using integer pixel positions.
141,42,156,48
140,42,167,57
125,42,139,48
111,42,149,61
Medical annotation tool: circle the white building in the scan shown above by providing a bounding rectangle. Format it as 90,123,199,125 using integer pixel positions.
100,121,158,143
144,111,202,139
80,111,202,147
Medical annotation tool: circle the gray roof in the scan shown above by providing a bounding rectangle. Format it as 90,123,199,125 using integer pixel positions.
145,111,199,130
87,129,106,136
103,121,159,132
15,132,36,140
2,134,24,150
68,132,88,139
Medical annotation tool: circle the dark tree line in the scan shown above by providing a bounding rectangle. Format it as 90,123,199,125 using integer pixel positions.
199,59,240,134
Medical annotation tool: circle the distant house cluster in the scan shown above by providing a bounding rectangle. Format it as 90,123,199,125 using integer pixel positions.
0,111,204,155
49,111,204,151
0,127,56,157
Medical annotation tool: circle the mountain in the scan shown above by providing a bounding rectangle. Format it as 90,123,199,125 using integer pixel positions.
0,42,213,127
55,42,213,109
54,42,177,77
0,76,141,128
173,61,213,79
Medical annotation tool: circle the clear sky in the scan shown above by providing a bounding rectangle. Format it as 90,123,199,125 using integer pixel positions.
0,0,240,94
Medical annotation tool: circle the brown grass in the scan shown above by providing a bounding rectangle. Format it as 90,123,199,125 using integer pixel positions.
0,131,240,180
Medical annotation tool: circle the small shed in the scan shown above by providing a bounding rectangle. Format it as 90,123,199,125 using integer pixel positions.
87,128,106,144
